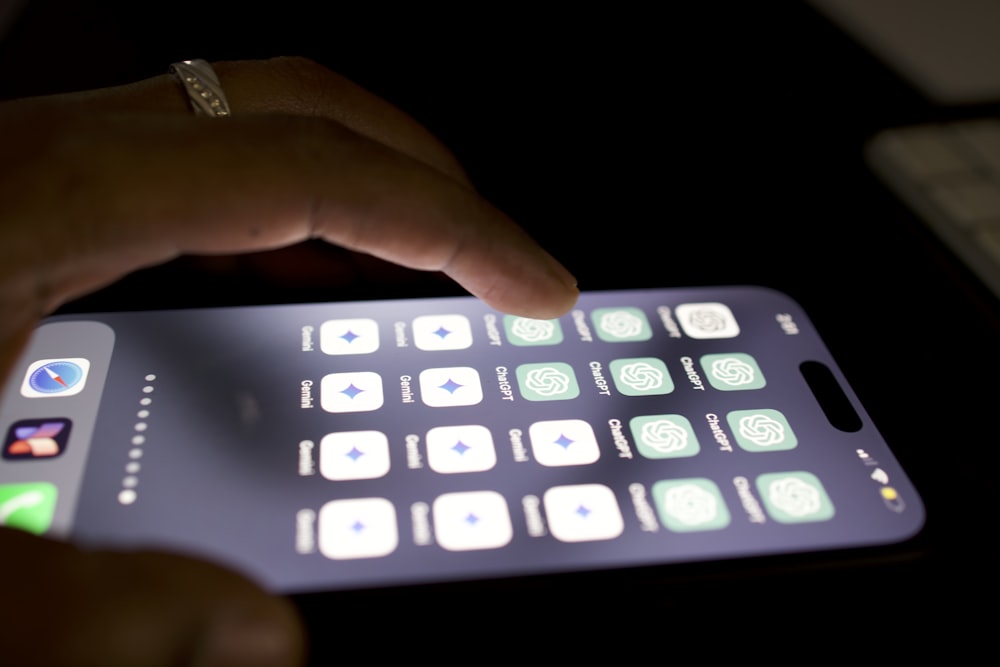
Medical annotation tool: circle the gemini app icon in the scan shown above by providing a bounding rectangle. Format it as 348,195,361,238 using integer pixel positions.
320,318,380,355
320,372,384,413
413,315,473,351
418,367,483,407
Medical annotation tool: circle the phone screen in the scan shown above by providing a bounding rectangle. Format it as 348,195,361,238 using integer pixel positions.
0,286,924,593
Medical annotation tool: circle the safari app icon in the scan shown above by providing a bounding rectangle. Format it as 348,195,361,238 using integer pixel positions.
20,358,90,398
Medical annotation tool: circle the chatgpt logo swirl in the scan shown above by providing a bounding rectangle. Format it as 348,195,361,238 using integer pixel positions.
701,353,766,391
727,409,797,452
756,471,834,523
504,316,563,346
652,478,730,532
591,307,652,342
515,362,579,401
610,357,674,396
629,414,699,459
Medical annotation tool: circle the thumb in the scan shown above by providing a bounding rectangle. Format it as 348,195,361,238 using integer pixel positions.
0,528,304,667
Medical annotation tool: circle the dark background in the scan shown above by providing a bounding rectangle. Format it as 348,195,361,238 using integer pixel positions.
2,0,996,652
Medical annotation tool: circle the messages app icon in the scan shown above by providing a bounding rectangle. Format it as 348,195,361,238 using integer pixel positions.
0,482,57,535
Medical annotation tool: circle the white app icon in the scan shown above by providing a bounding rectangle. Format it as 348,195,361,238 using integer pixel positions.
528,419,601,467
320,372,384,413
544,484,625,543
432,490,513,551
318,497,398,560
413,314,474,351
320,318,380,355
675,302,740,339
20,358,91,398
418,367,483,407
320,431,391,480
426,425,496,474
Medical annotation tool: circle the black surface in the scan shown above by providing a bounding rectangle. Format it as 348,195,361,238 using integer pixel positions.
2,0,997,652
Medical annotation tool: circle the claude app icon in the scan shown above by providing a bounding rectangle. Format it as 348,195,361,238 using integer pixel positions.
21,358,91,398
4,418,72,460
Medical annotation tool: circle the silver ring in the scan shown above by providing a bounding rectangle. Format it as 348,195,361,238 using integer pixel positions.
168,59,231,117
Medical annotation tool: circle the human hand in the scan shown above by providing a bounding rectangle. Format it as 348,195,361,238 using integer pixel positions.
0,56,578,666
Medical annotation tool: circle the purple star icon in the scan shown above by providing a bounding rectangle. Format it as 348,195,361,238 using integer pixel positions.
340,383,364,399
433,326,452,339
346,446,365,461
554,434,575,449
575,504,592,519
340,330,360,344
451,440,471,455
438,378,463,394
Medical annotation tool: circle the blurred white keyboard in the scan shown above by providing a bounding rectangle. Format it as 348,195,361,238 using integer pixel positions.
866,119,1000,299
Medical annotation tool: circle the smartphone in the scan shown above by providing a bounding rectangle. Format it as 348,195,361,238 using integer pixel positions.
0,285,925,598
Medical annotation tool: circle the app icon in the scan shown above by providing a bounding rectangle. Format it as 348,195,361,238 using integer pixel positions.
503,315,564,346
418,367,483,407
528,419,600,466
700,353,766,391
3,418,72,460
543,484,624,543
609,357,674,396
320,430,391,480
515,362,579,401
432,490,513,551
426,425,497,474
320,318,380,355
756,471,835,523
0,482,58,535
675,302,740,339
320,372,384,413
629,414,700,459
318,497,398,560
727,409,797,452
652,478,731,532
590,307,652,342
20,358,90,398
413,314,473,351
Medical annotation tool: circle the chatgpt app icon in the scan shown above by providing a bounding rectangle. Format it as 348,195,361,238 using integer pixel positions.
701,353,766,391
674,302,740,339
652,478,731,532
515,362,579,401
503,315,563,346
756,471,835,523
727,409,797,452
609,357,674,396
591,307,652,342
629,414,700,459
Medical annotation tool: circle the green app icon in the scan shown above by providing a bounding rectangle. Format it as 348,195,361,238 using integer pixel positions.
516,362,579,401
756,471,835,523
591,307,652,342
609,357,674,396
652,478,730,532
0,482,57,535
630,414,699,459
503,315,564,346
701,353,766,391
727,409,797,452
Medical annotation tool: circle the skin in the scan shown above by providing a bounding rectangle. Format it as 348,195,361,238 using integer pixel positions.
0,57,578,666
